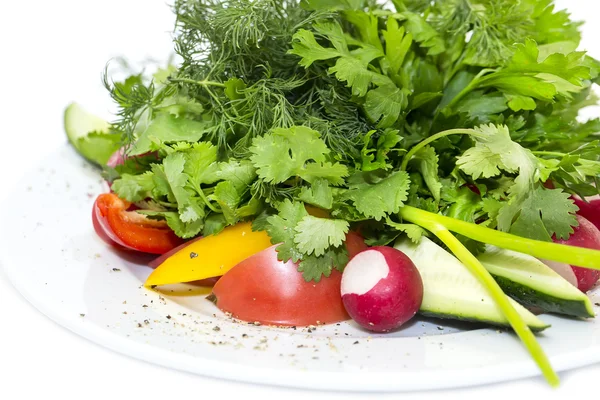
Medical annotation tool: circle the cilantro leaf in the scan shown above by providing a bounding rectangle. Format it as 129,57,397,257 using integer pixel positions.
183,142,219,186
250,126,348,185
297,247,349,283
265,200,308,263
457,124,540,198
385,219,426,243
294,216,349,256
363,85,408,128
499,186,579,241
112,172,155,202
140,211,203,239
298,179,333,209
360,129,402,171
344,170,411,220
213,181,241,225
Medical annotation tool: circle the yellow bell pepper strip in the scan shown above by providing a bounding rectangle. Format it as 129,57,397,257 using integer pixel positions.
144,222,272,287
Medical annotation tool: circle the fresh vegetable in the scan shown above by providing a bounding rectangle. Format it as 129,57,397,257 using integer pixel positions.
478,246,594,318
341,247,423,332
395,237,549,331
145,222,272,286
544,215,600,292
64,103,121,165
93,193,185,254
69,0,600,386
573,197,600,231
209,232,368,326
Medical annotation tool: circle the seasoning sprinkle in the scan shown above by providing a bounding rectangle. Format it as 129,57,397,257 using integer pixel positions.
190,252,198,259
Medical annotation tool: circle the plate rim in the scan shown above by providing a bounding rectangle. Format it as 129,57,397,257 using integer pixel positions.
2,145,600,392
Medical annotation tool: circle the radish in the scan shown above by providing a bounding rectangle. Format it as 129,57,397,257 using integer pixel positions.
341,246,423,332
542,215,600,292
573,197,600,231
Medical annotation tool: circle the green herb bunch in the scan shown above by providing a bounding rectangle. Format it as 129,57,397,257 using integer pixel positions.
95,0,600,384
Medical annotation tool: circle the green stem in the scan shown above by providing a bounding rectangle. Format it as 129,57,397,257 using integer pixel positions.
532,151,566,157
443,68,496,112
168,77,226,88
400,129,484,171
400,205,600,270
432,228,559,387
193,183,221,213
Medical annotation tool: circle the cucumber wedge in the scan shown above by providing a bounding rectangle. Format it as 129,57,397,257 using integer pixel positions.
478,246,594,318
394,237,549,332
64,102,120,165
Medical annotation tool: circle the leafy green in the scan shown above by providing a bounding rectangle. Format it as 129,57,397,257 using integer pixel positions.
344,170,411,220
79,0,596,287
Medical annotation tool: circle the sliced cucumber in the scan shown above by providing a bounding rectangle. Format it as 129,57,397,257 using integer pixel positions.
64,102,120,165
478,246,594,318
394,237,549,332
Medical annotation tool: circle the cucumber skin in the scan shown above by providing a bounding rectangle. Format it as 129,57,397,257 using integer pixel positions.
419,310,549,332
493,275,595,319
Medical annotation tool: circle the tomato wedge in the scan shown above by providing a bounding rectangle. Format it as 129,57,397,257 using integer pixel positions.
210,232,368,326
93,193,185,254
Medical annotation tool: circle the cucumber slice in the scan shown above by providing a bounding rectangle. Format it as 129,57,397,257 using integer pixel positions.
64,102,120,165
394,237,549,332
478,246,594,318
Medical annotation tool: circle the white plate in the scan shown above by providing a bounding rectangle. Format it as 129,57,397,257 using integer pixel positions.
1,146,599,391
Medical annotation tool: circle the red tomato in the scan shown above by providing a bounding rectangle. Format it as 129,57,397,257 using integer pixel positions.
210,232,368,326
92,193,185,254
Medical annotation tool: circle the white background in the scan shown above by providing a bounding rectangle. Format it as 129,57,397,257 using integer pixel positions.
0,1,598,399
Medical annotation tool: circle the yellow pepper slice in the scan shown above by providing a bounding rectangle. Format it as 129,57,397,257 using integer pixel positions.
144,222,272,287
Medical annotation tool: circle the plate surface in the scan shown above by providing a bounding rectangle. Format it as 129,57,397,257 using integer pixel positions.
1,146,599,391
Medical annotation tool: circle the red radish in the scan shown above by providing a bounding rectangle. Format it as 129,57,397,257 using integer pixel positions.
107,147,127,168
341,246,423,332
543,215,600,292
573,197,600,231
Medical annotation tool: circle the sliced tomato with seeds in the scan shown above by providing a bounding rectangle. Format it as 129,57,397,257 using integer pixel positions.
92,193,185,254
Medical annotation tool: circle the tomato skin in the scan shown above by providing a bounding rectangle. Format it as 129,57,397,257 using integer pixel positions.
92,193,185,254
211,232,368,326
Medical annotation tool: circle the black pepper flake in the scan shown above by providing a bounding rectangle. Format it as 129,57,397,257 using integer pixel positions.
595,303,600,307
353,341,359,345
79,313,85,317
142,305,148,308
137,323,143,328
190,252,198,259
213,326,221,332
291,326,297,330
437,326,444,331
242,334,248,338
166,315,172,320
151,285,157,289
144,320,150,325
112,268,121,272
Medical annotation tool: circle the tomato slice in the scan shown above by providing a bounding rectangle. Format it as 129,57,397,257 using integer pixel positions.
93,193,185,254
210,232,368,326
